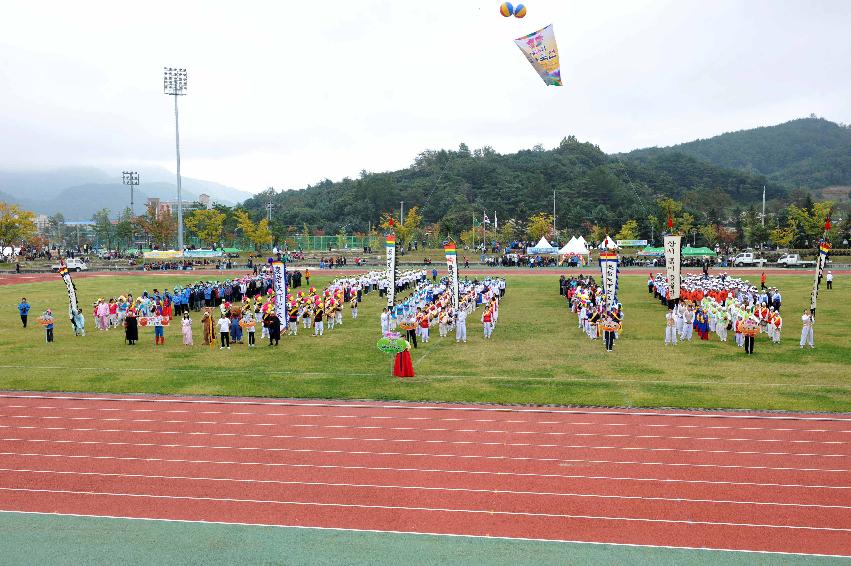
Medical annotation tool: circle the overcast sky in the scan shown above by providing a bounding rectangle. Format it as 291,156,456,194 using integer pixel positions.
1,0,849,194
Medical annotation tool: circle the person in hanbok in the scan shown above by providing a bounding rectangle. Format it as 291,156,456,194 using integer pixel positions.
393,340,415,378
124,309,138,345
181,312,193,346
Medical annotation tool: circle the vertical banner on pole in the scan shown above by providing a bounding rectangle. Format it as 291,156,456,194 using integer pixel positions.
386,234,396,308
810,240,831,315
272,261,287,323
444,243,460,310
58,266,80,326
664,235,682,300
599,251,620,310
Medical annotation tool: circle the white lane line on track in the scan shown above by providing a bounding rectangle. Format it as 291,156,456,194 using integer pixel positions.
2,467,848,510
0,451,846,490
1,487,848,532
0,425,849,458
3,404,846,434
1,441,848,474
0,426,847,459
2,393,849,421
1,511,847,559
1,414,844,446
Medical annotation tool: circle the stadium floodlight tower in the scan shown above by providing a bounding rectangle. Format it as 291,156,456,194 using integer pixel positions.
121,171,139,217
163,67,188,252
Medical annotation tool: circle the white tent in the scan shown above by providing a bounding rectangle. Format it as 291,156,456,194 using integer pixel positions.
534,237,552,249
576,235,589,248
527,237,559,254
559,237,590,256
557,237,578,255
600,235,619,250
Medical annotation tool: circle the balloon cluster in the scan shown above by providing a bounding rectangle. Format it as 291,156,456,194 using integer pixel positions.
499,2,526,18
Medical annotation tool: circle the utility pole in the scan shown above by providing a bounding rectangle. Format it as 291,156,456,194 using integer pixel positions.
761,185,766,228
266,188,274,222
163,67,188,251
400,201,404,226
552,189,557,239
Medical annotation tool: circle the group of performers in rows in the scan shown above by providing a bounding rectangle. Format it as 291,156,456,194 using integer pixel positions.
102,270,397,347
381,277,506,346
560,275,623,352
651,273,814,354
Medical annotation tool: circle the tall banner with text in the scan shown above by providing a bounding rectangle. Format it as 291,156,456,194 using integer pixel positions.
386,234,396,308
444,243,460,309
272,261,287,323
599,251,620,310
810,240,831,315
664,235,682,301
58,266,79,326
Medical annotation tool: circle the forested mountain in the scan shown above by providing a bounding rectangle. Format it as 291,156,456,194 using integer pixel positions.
242,137,783,238
621,117,851,189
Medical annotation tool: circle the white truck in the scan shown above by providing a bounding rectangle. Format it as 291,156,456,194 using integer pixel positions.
51,258,88,272
776,253,816,268
732,252,767,267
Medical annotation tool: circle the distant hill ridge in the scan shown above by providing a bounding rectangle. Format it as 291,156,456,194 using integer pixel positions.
0,166,253,220
621,117,851,189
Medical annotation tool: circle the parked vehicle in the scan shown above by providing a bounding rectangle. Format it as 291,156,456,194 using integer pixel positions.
732,252,767,267
776,253,816,268
52,258,88,272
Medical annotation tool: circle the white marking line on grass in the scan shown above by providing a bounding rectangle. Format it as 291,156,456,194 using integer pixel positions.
1,467,847,510
1,439,848,474
0,425,847,459
2,404,846,435
0,413,844,446
2,393,849,422
0,367,848,389
1,512,848,560
0,451,846,490
0,487,848,532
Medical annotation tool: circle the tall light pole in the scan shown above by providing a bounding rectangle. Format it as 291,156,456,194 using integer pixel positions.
122,171,139,217
163,67,187,251
266,187,274,222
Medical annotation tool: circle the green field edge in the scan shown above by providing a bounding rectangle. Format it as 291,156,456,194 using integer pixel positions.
0,511,847,566
3,388,849,416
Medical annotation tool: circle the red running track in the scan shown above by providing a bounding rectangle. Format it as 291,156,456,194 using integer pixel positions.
0,392,848,556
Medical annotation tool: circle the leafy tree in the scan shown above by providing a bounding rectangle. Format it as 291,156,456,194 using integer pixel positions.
115,208,134,251
526,213,553,241
396,206,423,249
135,202,176,248
0,202,37,249
698,224,719,247
184,208,226,247
615,219,639,241
770,222,796,248
459,228,478,248
251,219,273,251
677,212,695,238
47,213,66,244
91,209,114,250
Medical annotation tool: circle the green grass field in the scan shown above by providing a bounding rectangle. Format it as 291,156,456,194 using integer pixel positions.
0,272,848,412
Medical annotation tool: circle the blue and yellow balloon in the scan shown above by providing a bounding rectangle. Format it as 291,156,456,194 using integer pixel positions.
499,2,514,17
513,4,527,18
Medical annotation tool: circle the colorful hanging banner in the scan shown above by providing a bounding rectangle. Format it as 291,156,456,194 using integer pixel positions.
58,266,79,327
444,243,460,310
810,240,831,315
664,235,682,300
514,24,562,86
386,234,397,308
272,260,287,323
599,251,620,310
